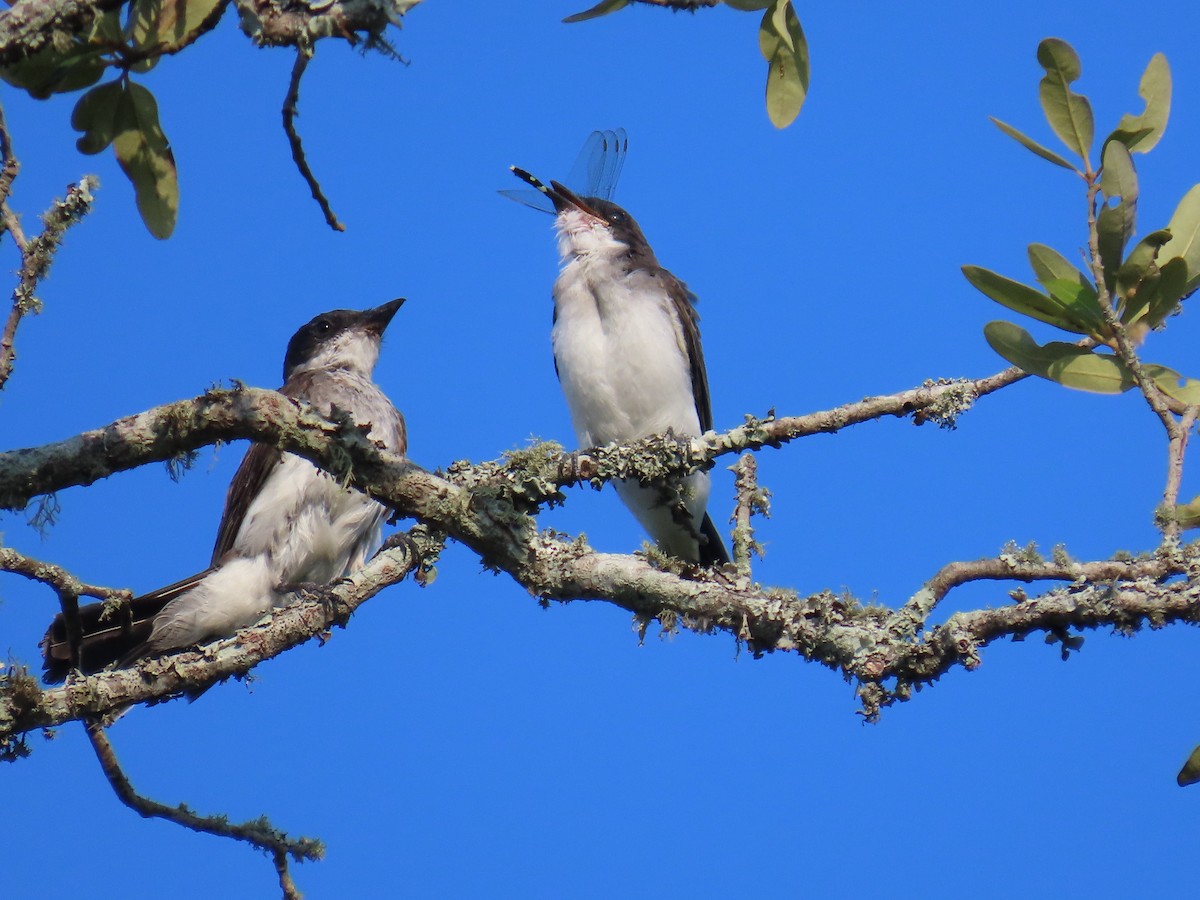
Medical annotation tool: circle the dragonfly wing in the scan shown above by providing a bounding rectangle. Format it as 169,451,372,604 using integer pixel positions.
592,127,627,201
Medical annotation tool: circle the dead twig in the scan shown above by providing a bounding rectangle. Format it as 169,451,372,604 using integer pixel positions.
84,718,320,899
283,45,344,232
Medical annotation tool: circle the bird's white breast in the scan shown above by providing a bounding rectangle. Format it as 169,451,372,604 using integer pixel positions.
552,258,700,448
233,454,385,585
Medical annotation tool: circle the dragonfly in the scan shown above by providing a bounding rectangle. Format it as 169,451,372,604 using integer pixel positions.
500,128,628,213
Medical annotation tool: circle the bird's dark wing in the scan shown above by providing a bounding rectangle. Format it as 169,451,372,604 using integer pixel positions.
655,268,713,433
551,303,561,381
210,442,281,564
210,374,317,563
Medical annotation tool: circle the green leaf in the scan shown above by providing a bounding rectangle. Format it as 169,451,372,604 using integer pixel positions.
1142,363,1200,406
71,80,123,155
89,8,124,42
1109,53,1171,154
563,0,629,23
1036,38,1094,163
52,53,106,94
1024,243,1105,334
1158,184,1200,297
129,55,159,75
963,265,1088,334
112,80,178,239
988,117,1078,172
0,47,106,99
1027,243,1091,291
759,0,808,129
1170,507,1200,538
1100,139,1137,208
1118,229,1172,325
129,0,226,49
1097,208,1130,295
984,321,1134,394
1150,257,1189,324
725,0,771,8
1097,140,1138,292
1043,277,1107,334
1120,230,1173,283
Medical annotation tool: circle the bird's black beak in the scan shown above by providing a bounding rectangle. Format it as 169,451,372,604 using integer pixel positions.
362,298,405,337
547,180,604,219
508,166,604,219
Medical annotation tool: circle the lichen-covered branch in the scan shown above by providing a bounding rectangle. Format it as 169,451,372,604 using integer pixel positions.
4,362,1198,734
234,0,413,48
84,718,318,899
0,165,97,390
2,526,440,736
461,370,1028,508
0,545,132,671
729,453,767,580
0,370,1025,516
0,0,407,61
0,546,129,603
0,0,124,67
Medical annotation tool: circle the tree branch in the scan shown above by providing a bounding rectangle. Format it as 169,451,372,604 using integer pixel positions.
729,453,767,581
283,45,345,232
2,525,440,736
0,368,1026,516
0,546,132,671
0,0,125,67
0,546,129,604
3,361,1197,734
0,161,97,390
84,718,318,899
235,0,408,48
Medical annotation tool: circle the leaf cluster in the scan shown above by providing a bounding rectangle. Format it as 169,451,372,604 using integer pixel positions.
966,39,1200,402
0,0,225,238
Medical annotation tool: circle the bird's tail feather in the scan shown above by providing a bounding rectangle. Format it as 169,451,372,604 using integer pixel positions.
699,513,731,567
40,570,211,683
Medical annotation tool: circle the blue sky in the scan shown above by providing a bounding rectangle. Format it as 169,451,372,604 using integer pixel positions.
4,1,1200,896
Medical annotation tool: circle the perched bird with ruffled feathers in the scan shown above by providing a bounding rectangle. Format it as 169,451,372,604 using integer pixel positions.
42,299,407,681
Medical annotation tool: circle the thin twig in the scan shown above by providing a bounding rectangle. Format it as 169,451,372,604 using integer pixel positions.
1084,173,1180,435
0,163,96,390
0,546,132,672
1083,171,1195,544
631,0,720,9
891,550,1172,635
1160,405,1200,546
729,453,768,581
84,718,319,899
0,103,23,233
0,99,28,390
283,45,344,232
0,546,127,603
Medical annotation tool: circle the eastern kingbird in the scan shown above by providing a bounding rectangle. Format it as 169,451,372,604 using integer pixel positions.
42,299,407,682
508,139,730,566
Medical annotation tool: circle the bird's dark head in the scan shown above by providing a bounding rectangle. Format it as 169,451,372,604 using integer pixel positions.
508,166,654,264
282,298,405,381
